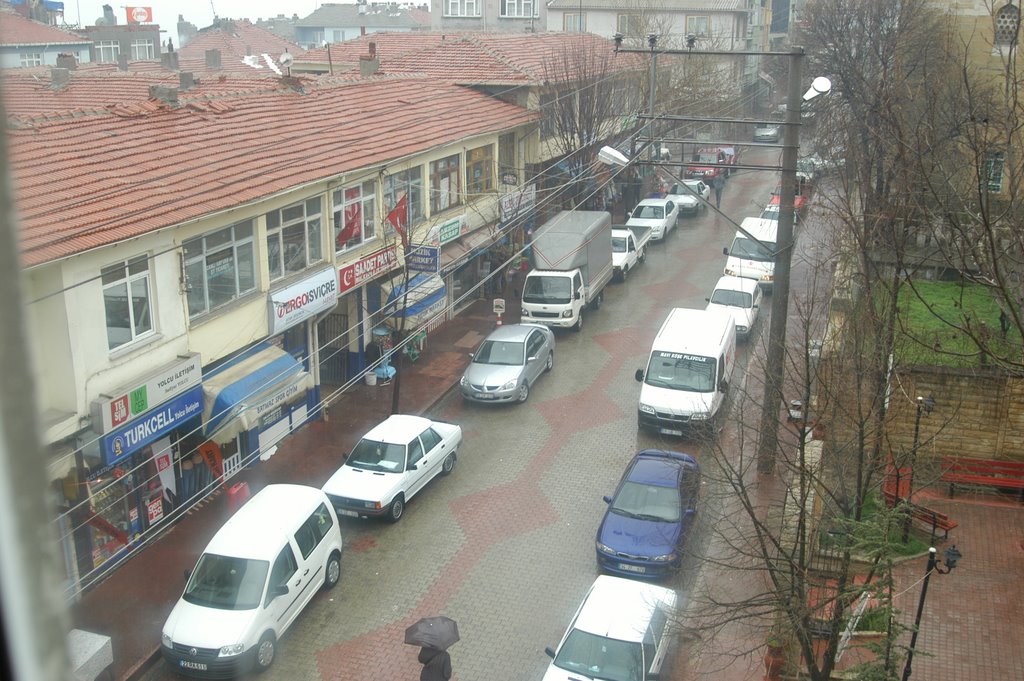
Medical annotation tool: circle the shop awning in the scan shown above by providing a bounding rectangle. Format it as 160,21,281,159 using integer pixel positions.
439,227,505,274
202,343,313,445
381,273,447,330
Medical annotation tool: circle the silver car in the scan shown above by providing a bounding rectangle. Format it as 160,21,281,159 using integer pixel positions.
460,323,555,403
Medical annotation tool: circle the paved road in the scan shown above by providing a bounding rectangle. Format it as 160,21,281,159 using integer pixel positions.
142,155,781,681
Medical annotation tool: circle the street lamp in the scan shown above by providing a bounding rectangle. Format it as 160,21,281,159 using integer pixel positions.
901,545,962,681
901,394,936,542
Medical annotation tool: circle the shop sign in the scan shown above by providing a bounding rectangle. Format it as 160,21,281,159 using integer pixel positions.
146,497,164,524
338,246,398,294
268,267,339,335
407,245,440,274
91,353,202,435
101,386,203,466
501,171,518,186
438,217,464,245
500,184,536,220
253,376,306,419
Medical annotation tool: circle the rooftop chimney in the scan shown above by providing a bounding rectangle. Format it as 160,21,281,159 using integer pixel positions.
359,42,379,77
149,85,179,105
179,72,195,90
117,53,129,71
50,68,70,89
55,53,78,70
160,51,180,70
205,49,222,69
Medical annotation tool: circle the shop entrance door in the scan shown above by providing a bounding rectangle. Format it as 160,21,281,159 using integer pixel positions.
317,312,348,384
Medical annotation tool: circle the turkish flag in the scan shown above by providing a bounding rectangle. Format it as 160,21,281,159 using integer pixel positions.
336,201,361,247
385,193,409,246
126,6,153,24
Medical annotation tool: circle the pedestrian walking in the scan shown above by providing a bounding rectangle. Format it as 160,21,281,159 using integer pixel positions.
418,646,452,681
711,172,725,209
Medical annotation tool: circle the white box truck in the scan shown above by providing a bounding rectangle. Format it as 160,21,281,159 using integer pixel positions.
634,307,736,436
723,217,778,291
522,211,613,332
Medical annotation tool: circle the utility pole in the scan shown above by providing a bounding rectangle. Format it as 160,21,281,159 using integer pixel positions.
756,47,803,474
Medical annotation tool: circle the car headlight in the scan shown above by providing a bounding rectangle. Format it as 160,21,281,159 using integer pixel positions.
651,553,677,563
639,403,655,415
690,412,710,421
500,378,518,391
521,308,530,317
161,632,173,649
460,375,468,387
596,542,616,555
366,501,380,510
218,643,245,657
561,310,573,318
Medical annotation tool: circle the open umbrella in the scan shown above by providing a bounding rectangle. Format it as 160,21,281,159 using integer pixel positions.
404,616,460,650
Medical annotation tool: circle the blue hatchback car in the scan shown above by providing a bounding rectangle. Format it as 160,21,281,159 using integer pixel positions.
595,450,700,579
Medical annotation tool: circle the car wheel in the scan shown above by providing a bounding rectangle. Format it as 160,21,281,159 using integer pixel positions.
639,248,646,264
387,495,405,523
574,310,583,332
441,451,457,475
593,291,603,310
621,265,628,282
323,551,341,590
516,382,530,403
545,352,554,372
255,632,276,673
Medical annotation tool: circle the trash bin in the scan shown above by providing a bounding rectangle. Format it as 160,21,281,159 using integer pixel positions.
227,481,250,514
364,371,377,386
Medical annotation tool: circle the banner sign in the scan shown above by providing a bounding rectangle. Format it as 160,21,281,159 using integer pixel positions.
102,386,203,465
126,6,152,23
91,353,201,434
406,245,440,274
438,218,464,245
499,184,536,220
337,246,398,294
268,267,338,335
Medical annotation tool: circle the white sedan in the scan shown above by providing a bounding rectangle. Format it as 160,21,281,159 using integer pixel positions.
322,414,462,522
626,198,679,240
667,180,710,215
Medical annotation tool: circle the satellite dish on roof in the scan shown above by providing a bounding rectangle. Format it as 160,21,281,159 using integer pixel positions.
279,51,294,68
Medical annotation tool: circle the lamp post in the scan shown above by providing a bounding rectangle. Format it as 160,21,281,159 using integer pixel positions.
901,545,961,681
901,394,936,542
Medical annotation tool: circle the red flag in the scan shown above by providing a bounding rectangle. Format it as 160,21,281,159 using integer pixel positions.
385,193,409,246
336,200,361,247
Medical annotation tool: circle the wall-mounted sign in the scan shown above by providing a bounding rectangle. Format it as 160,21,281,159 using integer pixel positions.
101,386,204,465
91,353,202,434
407,245,440,273
268,267,339,335
338,246,399,294
501,172,519,186
438,218,464,245
500,184,536,221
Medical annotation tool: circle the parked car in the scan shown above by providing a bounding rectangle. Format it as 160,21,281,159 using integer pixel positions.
460,323,554,403
322,414,462,522
542,575,678,681
626,198,679,240
754,122,781,142
706,275,762,338
665,187,701,216
668,180,710,214
594,449,701,579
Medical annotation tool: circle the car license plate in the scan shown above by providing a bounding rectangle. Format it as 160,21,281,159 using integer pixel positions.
339,509,359,517
620,564,646,573
475,393,495,400
180,661,208,671
660,427,684,436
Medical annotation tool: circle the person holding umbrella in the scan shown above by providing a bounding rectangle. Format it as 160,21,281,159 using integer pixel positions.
406,615,458,681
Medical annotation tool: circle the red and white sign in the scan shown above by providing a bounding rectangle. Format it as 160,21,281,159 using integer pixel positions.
146,497,164,524
126,6,153,23
268,267,339,335
338,246,398,294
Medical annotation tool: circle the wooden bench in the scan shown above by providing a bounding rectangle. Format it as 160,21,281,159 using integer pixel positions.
882,490,959,541
940,456,1024,500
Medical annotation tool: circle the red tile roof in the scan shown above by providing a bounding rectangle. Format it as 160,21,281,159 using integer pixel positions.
0,8,91,46
301,31,463,66
178,19,301,62
1,70,313,117
9,75,539,267
69,55,279,75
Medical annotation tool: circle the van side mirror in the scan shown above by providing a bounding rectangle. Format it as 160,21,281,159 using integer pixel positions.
545,646,556,659
574,291,582,300
183,569,191,582
635,369,644,382
705,297,710,303
722,247,729,256
468,352,475,359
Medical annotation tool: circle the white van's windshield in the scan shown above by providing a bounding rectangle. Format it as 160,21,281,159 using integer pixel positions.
729,236,776,262
554,629,643,681
183,553,269,610
645,351,716,393
523,275,571,304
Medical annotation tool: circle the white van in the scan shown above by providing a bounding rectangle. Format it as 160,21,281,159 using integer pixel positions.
706,275,762,339
542,575,677,681
723,217,778,291
161,484,344,676
635,307,736,436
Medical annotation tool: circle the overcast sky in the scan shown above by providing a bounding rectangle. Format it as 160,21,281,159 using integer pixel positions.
70,1,332,46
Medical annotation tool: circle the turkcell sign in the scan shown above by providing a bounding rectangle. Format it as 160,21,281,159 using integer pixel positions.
406,245,440,274
269,267,339,335
91,353,202,434
102,386,203,465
